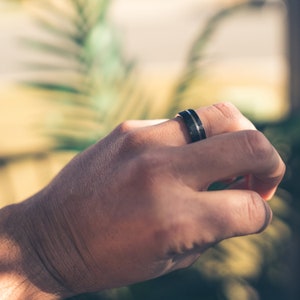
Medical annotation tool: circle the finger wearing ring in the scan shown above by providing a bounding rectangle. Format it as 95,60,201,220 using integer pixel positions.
177,109,207,143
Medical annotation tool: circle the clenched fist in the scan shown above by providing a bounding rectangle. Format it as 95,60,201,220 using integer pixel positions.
0,103,285,299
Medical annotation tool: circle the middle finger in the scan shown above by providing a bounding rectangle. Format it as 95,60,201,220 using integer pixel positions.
171,130,284,198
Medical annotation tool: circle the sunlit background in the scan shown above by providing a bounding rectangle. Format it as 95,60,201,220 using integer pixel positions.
1,0,299,299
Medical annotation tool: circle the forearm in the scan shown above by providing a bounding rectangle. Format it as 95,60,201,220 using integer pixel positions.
0,200,66,300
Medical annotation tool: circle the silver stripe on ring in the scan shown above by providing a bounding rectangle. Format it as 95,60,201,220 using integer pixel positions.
178,109,206,142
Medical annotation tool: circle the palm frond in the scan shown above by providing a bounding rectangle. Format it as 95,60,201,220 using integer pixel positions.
168,0,267,116
23,0,149,151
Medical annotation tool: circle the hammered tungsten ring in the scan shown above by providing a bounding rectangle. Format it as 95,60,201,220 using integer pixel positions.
177,109,207,143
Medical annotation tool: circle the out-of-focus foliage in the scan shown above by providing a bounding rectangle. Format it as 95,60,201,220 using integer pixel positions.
22,0,150,151
168,0,267,117
12,0,296,299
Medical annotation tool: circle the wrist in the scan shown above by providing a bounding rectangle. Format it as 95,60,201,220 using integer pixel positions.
0,195,71,300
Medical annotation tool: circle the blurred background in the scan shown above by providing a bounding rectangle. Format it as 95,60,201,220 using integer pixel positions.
0,0,299,299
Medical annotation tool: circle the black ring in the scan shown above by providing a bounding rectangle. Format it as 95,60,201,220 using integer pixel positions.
177,109,206,142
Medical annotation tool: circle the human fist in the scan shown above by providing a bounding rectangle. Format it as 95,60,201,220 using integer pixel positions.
2,103,285,299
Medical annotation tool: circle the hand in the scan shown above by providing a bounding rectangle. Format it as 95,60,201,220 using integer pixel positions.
0,102,285,299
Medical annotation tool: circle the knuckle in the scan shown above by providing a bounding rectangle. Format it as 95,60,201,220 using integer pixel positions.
201,102,254,136
228,191,268,236
246,191,264,219
124,130,142,147
119,125,159,152
212,102,241,120
245,191,269,231
121,129,150,153
211,102,255,131
116,120,136,134
242,130,272,162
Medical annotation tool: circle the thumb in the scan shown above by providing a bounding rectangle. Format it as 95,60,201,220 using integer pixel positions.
196,190,272,242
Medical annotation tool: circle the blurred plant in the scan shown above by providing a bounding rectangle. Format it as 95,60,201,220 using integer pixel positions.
168,0,267,116
22,0,150,151
21,0,294,299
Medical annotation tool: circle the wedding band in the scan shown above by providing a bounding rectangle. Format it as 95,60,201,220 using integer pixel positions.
177,109,206,142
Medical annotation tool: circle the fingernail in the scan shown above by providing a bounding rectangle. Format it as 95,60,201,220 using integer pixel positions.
258,201,273,233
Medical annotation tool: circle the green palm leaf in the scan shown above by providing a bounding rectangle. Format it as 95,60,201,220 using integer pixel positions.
168,0,267,116
23,0,149,151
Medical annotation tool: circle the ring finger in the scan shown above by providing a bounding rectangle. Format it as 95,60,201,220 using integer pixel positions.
146,102,256,146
